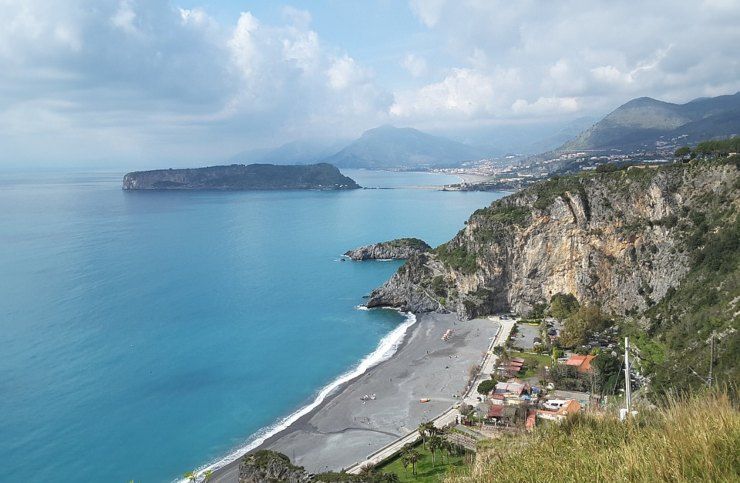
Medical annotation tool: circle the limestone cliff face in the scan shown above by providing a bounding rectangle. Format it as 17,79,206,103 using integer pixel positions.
368,163,738,318
344,238,431,260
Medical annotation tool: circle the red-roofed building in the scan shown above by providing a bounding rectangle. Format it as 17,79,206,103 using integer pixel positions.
565,354,596,373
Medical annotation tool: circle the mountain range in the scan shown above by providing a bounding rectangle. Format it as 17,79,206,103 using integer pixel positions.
226,92,739,171
322,125,486,169
561,92,740,152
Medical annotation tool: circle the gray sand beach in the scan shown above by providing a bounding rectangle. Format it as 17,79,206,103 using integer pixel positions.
210,312,499,482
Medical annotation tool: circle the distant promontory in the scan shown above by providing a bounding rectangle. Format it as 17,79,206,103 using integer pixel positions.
122,163,360,191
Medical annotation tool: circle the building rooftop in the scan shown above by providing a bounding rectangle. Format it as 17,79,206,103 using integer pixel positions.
565,354,595,373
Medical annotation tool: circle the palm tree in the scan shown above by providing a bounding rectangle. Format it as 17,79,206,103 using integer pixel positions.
439,439,452,464
202,469,213,482
359,463,375,476
406,450,421,476
428,435,443,467
183,470,198,482
401,453,411,475
418,421,435,446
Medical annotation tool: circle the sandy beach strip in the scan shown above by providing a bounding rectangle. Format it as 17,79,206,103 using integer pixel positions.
209,312,499,482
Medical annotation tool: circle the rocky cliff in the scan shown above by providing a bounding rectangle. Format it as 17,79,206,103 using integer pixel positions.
122,163,359,190
368,160,739,321
344,238,431,260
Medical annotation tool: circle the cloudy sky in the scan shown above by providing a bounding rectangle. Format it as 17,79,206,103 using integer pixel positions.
1,0,738,167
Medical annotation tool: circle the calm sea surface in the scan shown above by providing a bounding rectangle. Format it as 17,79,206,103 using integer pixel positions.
0,169,505,482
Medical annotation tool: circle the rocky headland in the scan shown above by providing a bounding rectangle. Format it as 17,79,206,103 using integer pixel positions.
344,238,431,260
367,154,739,391
368,161,737,318
122,163,359,191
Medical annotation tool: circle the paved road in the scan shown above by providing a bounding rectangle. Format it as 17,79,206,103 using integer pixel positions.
464,317,516,406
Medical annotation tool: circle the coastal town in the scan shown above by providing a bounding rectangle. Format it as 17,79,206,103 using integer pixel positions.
338,310,627,481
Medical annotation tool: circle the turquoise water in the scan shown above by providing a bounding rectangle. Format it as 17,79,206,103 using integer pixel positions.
0,169,504,482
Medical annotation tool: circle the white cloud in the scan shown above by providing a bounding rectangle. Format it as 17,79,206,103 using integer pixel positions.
0,0,738,166
327,55,366,90
401,53,428,78
229,12,260,78
111,0,137,34
0,1,392,165
408,0,447,27
511,97,579,115
391,68,498,118
401,0,740,122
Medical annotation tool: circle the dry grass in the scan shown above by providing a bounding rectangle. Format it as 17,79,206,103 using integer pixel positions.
446,390,740,482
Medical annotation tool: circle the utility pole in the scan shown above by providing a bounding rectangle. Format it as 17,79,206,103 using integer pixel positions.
624,337,631,413
708,334,714,387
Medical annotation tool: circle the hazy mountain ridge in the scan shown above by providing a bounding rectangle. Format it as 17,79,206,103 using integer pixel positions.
562,92,740,151
322,125,487,169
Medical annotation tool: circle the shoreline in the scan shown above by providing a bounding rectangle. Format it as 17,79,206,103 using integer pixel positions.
208,312,500,482
198,309,417,482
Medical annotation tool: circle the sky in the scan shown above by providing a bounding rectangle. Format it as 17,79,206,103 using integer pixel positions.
1,0,739,168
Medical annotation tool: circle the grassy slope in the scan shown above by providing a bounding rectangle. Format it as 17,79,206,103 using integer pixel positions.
446,391,739,482
377,444,470,482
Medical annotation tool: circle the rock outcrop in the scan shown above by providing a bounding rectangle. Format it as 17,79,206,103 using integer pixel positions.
239,451,312,483
122,163,359,191
368,161,739,319
238,450,392,482
344,238,431,260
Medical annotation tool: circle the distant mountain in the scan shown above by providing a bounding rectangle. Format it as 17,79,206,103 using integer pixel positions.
561,92,740,152
227,139,349,166
323,125,486,169
122,163,359,190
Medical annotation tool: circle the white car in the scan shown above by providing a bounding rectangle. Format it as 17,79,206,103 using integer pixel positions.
543,399,568,411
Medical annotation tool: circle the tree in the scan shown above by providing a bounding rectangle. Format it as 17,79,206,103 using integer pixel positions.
405,450,421,475
183,471,197,483
550,293,580,320
560,305,607,348
549,363,589,392
674,146,691,159
593,353,621,395
359,463,376,476
202,470,213,482
477,378,497,395
529,302,547,319
400,453,411,475
428,435,443,467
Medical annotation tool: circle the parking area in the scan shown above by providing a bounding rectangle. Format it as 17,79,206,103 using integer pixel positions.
512,322,541,350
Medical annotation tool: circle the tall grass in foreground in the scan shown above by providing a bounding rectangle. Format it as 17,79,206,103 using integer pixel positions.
446,390,739,482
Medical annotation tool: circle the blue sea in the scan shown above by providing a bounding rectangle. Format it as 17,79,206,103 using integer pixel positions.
0,169,505,482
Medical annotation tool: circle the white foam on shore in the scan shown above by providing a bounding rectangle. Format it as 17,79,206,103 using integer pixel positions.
181,310,417,482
